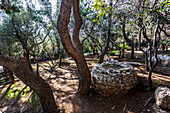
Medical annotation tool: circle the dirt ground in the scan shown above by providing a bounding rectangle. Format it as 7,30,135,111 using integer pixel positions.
0,51,170,113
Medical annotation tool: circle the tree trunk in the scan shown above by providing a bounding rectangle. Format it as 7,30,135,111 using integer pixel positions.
145,53,149,71
148,43,153,87
57,0,91,94
24,49,33,71
75,55,91,94
0,55,58,113
122,24,134,59
8,68,15,84
165,43,169,51
122,42,125,58
98,0,112,63
58,49,64,67
3,67,15,83
131,42,134,59
36,57,39,76
72,0,83,53
162,44,165,51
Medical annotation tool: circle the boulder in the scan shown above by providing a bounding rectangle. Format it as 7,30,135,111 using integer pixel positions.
155,87,170,110
152,55,170,66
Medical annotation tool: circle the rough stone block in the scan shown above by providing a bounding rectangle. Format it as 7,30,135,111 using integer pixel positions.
155,87,170,110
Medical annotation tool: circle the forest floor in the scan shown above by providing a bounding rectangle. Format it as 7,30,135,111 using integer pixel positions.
0,50,170,113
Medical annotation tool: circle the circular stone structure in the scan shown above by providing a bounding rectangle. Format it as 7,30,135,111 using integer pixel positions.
91,59,138,96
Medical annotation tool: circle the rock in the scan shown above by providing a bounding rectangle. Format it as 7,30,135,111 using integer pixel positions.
155,87,170,110
91,58,138,96
152,55,170,66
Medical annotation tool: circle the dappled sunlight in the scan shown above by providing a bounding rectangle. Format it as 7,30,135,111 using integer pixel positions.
0,53,169,112
0,50,169,112
0,0,169,111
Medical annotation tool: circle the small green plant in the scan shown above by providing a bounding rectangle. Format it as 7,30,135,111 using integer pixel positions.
153,79,162,85
153,79,163,88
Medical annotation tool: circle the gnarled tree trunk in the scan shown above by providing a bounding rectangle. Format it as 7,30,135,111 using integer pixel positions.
0,55,58,113
57,0,91,94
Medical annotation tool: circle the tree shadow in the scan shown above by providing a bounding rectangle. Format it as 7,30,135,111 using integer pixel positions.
0,84,12,99
55,86,155,113
10,85,28,106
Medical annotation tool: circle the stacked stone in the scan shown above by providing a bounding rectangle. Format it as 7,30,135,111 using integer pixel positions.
91,59,138,96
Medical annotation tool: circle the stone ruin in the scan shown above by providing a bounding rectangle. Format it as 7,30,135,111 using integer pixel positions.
91,58,138,96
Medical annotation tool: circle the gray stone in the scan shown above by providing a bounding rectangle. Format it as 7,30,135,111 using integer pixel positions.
152,55,170,66
91,58,138,96
155,87,170,110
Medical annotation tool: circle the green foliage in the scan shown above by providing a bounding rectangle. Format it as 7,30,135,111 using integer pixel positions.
93,0,112,24
0,10,51,57
119,43,130,49
83,48,90,53
0,0,20,15
152,79,163,88
158,39,170,46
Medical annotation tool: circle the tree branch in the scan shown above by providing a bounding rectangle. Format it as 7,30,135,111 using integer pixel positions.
158,25,170,37
28,31,50,51
33,25,45,38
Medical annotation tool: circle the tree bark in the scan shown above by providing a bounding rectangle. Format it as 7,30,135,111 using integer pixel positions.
145,53,149,71
57,0,91,94
0,55,58,113
148,43,153,87
98,0,112,63
122,24,134,59
58,49,64,68
72,0,83,53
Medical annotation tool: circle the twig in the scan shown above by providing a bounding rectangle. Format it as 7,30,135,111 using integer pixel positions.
144,96,153,106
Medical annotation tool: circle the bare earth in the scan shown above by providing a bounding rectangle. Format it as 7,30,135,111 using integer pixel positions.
0,52,170,113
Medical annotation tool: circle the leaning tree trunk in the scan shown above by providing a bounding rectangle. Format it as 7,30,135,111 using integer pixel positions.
57,0,91,94
0,55,58,113
98,0,112,63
